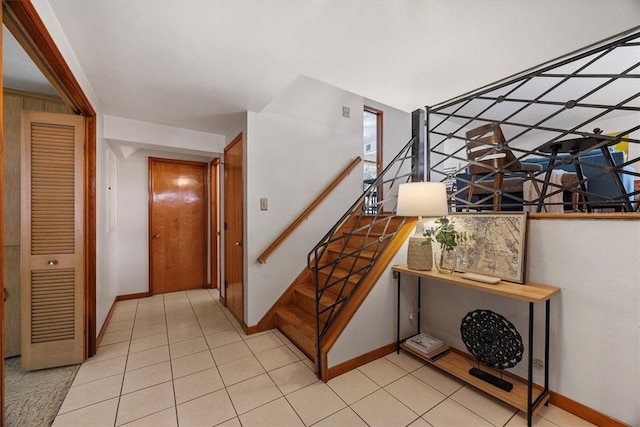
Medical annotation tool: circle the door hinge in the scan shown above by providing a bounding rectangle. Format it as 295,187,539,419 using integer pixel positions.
224,222,228,230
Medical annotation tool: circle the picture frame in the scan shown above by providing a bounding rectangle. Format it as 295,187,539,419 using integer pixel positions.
449,212,528,283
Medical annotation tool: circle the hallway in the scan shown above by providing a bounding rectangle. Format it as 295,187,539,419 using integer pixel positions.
52,289,593,426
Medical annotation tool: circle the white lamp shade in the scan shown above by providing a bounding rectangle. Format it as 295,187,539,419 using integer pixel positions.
396,182,448,217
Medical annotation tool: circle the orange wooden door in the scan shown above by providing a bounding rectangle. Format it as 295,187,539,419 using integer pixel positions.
149,158,207,294
224,135,243,323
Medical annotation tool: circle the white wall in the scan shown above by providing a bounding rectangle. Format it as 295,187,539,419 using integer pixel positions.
114,149,216,296
331,217,640,426
114,152,148,295
31,1,118,333
243,76,364,325
104,115,226,157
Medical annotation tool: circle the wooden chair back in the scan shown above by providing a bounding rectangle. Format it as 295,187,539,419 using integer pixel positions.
466,123,521,176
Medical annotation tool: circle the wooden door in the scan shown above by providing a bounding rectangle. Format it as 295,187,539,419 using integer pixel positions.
224,134,243,323
21,111,85,371
210,158,220,289
4,91,74,360
149,158,207,294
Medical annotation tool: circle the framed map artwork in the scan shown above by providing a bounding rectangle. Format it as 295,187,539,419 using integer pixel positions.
449,212,528,283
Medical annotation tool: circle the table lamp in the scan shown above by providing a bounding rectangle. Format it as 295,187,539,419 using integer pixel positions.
396,182,448,270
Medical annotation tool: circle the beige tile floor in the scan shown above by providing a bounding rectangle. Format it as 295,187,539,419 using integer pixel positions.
54,289,595,426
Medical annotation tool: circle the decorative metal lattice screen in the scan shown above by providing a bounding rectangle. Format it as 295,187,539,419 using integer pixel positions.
427,29,640,213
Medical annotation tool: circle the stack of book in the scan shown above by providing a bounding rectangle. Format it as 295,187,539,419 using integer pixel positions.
403,333,450,361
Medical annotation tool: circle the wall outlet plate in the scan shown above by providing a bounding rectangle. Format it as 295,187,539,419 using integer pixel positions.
260,198,268,210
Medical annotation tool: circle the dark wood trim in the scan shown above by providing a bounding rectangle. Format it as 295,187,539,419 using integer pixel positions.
447,347,625,426
549,391,629,427
3,1,95,116
325,342,396,381
117,292,152,301
95,298,118,349
256,156,362,264
3,0,99,363
327,342,627,425
97,292,153,347
245,324,259,335
0,9,5,421
364,105,383,204
210,158,220,289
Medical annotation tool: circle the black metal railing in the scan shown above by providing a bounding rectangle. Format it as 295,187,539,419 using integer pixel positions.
427,28,640,213
307,137,416,377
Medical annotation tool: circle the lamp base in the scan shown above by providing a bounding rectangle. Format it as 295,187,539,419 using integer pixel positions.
407,236,432,270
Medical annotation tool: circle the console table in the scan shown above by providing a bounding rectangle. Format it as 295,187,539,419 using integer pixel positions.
393,265,560,426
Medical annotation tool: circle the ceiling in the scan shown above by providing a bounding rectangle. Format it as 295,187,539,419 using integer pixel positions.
10,1,640,136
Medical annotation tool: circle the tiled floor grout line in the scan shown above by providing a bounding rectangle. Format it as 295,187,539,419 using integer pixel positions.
112,298,137,427
55,290,594,427
164,293,182,427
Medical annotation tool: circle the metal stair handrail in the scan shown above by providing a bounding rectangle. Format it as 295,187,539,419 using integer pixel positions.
307,137,417,377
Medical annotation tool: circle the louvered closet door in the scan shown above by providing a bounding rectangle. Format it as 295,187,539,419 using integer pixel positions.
21,111,85,371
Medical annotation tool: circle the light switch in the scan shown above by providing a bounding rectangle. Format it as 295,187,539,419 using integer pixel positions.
260,198,268,211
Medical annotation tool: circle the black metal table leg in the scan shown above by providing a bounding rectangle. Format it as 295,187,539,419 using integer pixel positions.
536,147,559,212
396,272,401,353
545,299,550,403
417,277,421,334
571,149,592,213
528,302,534,427
600,147,634,212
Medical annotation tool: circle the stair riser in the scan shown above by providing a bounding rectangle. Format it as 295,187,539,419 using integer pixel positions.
294,289,332,323
278,323,315,360
353,217,404,233
316,275,356,299
317,268,359,285
330,253,374,272
339,234,390,249
275,309,316,359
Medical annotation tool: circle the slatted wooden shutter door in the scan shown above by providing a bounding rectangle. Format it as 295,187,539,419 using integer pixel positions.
21,111,84,370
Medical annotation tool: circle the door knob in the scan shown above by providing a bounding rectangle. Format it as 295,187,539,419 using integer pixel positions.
48,259,58,266
153,233,161,239
234,240,242,247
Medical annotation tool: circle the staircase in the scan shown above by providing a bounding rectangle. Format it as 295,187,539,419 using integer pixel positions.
268,213,411,374
258,136,419,380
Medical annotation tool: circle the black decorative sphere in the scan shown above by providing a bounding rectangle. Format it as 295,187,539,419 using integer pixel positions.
460,309,524,369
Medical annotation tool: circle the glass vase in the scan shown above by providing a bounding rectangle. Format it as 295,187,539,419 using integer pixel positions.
434,248,457,274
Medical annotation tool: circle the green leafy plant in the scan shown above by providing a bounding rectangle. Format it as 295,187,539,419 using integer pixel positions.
423,217,473,252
